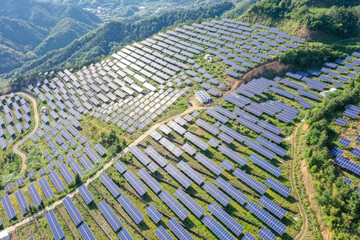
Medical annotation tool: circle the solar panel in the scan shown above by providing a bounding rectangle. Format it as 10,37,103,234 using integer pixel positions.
246,201,287,235
49,171,66,193
248,153,282,177
177,161,205,185
265,177,292,198
244,139,276,160
219,125,246,142
145,146,168,167
184,132,209,151
334,156,360,175
155,225,174,240
242,232,257,240
138,168,162,194
331,147,344,156
339,138,351,147
160,190,189,220
165,164,193,189
129,146,151,166
124,170,148,196
159,138,183,157
146,204,163,224
202,214,236,240
118,228,133,240
28,183,42,207
114,161,128,174
203,181,231,206
117,194,144,224
63,196,83,226
45,210,65,240
195,119,220,135
233,168,268,194
258,227,276,240
208,202,244,236
94,143,107,156
39,177,55,200
259,196,287,219
206,109,229,123
98,200,122,231
167,218,194,240
194,153,223,175
78,222,96,240
15,189,29,216
218,144,247,166
221,160,234,171
351,148,360,158
214,177,248,205
78,185,94,205
174,188,205,218
99,173,122,198
335,117,347,126
59,165,74,184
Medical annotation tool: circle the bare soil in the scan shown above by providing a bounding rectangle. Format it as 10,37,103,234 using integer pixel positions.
300,158,332,240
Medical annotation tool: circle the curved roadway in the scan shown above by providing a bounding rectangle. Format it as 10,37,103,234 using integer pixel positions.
12,92,40,174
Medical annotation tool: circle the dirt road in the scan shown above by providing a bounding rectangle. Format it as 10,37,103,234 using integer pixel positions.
12,92,40,174
290,123,309,240
5,105,208,233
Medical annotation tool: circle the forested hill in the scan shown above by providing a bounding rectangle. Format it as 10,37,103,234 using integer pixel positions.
3,1,234,80
237,0,360,69
0,0,102,75
240,0,360,41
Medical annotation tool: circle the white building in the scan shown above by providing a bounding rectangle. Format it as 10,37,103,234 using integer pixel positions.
195,90,212,104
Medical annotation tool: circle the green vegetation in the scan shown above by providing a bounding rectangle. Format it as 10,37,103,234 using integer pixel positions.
279,42,347,69
0,0,102,76
296,78,360,238
240,0,360,43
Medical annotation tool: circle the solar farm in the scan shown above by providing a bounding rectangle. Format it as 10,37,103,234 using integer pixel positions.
0,17,359,240
330,104,360,193
0,93,34,151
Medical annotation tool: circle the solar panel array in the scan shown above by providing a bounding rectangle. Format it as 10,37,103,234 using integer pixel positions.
78,222,96,240
117,194,144,224
202,214,236,240
155,225,174,240
146,204,163,224
159,190,189,221
203,181,231,206
233,168,268,195
98,200,122,231
208,202,244,236
246,201,287,235
100,172,122,198
174,188,205,218
124,170,148,196
45,210,65,240
167,218,194,240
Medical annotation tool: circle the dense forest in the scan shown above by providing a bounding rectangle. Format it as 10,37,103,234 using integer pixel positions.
2,1,234,82
241,0,360,39
44,0,231,21
299,79,360,238
0,0,102,75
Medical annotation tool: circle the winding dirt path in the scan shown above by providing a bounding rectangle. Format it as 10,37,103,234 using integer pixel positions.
5,105,208,233
12,92,40,174
290,123,309,240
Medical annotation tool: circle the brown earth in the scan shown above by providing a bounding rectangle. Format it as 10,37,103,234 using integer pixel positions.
297,26,333,41
301,158,332,239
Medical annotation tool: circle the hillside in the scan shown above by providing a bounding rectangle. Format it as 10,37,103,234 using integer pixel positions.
236,0,360,238
0,0,102,75
45,0,233,21
1,1,235,83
